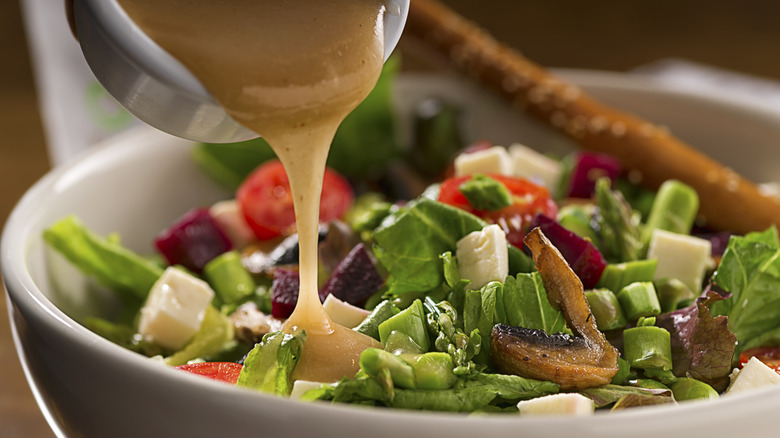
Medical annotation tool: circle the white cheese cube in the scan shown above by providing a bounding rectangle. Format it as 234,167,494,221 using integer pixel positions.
457,224,509,290
508,143,562,190
138,267,215,350
726,356,780,394
209,199,255,248
517,393,595,416
453,146,514,177
646,229,712,292
322,294,371,328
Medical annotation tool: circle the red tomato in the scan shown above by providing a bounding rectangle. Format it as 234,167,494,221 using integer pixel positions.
174,362,244,384
237,160,354,240
438,174,558,247
739,346,780,374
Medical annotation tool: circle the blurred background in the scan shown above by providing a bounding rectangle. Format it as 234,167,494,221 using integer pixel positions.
3,0,780,436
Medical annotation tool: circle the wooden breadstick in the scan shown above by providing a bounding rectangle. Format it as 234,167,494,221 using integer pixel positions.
405,0,780,234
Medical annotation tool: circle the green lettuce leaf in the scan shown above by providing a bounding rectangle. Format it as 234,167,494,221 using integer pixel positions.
42,215,164,300
711,226,780,356
464,281,505,365
372,198,531,296
371,198,488,295
502,272,569,334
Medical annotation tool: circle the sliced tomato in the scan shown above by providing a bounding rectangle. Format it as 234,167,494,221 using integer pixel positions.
438,174,558,247
237,159,354,240
739,346,780,374
174,362,244,384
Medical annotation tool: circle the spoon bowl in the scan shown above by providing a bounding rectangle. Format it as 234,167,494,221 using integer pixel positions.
71,0,409,143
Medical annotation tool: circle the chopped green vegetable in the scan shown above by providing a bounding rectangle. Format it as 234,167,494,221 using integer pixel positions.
378,299,430,352
43,215,164,300
669,377,718,402
617,282,661,321
585,289,627,331
654,277,696,313
622,317,673,371
412,352,457,390
164,306,234,366
594,177,643,262
596,259,657,293
237,331,304,396
203,251,255,306
355,299,399,341
458,174,513,211
359,348,416,390
641,179,699,246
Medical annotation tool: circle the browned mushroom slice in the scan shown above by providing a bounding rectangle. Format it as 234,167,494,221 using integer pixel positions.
229,301,284,344
490,227,619,390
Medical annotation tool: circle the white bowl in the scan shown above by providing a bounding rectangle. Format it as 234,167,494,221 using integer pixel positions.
4,70,780,438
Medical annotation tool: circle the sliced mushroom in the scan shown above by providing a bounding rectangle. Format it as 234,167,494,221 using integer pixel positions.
229,301,284,344
490,227,619,390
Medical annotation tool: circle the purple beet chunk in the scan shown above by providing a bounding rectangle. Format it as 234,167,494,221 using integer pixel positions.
271,269,300,319
694,231,732,257
154,208,233,273
528,214,607,289
567,152,621,198
319,243,385,308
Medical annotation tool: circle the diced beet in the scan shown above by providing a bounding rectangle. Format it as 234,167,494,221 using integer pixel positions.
694,231,732,257
567,152,621,199
154,208,233,273
271,269,300,319
319,243,385,308
528,214,607,289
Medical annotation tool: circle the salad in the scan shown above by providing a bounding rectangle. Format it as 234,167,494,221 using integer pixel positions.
43,58,780,415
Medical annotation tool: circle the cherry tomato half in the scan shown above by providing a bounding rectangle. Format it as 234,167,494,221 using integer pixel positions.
237,160,354,240
739,346,780,374
438,174,558,247
174,362,244,384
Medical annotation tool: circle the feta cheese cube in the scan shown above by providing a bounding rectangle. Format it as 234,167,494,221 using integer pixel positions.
726,356,780,394
508,143,562,190
517,393,595,416
138,267,215,350
457,224,509,290
322,294,371,328
453,146,514,177
647,229,712,292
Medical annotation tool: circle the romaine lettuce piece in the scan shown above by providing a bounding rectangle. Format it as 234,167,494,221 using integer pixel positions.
43,215,164,300
237,331,304,396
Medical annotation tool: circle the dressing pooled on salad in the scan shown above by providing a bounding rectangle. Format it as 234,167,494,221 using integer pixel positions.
117,0,386,382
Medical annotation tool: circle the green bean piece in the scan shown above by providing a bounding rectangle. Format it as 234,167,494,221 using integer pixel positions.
617,282,661,321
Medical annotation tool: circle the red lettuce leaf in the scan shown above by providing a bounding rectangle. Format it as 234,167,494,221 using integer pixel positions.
656,288,737,392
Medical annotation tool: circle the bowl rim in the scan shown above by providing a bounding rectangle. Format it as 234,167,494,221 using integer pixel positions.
4,70,780,431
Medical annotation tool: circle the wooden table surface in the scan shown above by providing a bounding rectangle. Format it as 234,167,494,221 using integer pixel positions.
3,1,780,436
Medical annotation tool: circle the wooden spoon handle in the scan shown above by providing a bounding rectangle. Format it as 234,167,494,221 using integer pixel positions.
405,0,780,234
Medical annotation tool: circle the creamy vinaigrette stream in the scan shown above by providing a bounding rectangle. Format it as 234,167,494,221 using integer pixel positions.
119,0,385,382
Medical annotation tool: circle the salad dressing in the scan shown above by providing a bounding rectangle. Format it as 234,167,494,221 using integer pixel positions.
119,0,385,381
